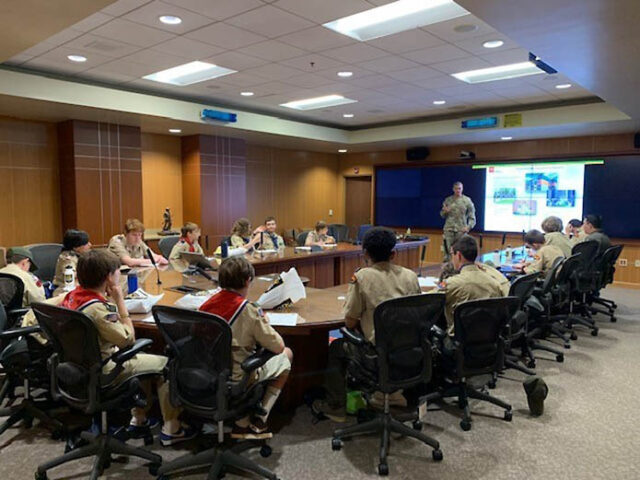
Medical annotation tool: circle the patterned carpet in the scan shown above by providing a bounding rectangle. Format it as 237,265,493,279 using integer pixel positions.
1,286,639,479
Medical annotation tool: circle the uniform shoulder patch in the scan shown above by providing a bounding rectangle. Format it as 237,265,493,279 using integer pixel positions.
350,268,361,284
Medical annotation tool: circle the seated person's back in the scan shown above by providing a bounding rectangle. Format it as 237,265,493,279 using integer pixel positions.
581,214,611,256
541,216,572,257
0,247,46,307
521,229,564,275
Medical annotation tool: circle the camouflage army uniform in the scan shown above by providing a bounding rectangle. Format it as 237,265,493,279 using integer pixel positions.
440,195,476,261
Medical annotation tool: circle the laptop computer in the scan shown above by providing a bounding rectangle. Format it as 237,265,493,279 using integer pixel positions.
179,252,217,270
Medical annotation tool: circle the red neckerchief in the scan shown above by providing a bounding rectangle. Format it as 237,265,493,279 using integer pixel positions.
181,236,196,253
62,286,106,311
199,289,247,325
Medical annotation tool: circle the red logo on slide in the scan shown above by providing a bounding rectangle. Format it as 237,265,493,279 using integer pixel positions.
489,167,495,173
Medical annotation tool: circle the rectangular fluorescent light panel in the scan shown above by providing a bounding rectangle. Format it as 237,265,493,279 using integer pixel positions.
143,61,236,86
452,61,545,84
280,95,357,110
323,0,469,41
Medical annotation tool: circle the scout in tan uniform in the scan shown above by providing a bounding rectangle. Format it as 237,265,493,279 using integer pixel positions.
254,216,285,250
50,249,195,446
52,229,92,296
566,218,585,246
200,256,292,439
108,218,167,268
440,181,476,261
477,262,511,296
519,230,564,275
169,222,204,261
229,218,261,250
0,247,46,307
312,227,421,422
541,216,572,257
305,220,336,247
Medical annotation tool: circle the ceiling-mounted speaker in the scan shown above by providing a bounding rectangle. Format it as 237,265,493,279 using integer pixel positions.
634,132,640,148
406,146,430,161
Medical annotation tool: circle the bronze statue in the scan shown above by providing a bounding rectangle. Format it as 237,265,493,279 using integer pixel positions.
162,207,172,232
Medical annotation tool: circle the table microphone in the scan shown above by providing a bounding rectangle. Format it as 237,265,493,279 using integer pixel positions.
501,232,506,247
147,248,162,285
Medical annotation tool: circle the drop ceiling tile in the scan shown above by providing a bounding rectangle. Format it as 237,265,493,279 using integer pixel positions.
71,12,114,32
33,46,115,69
102,0,153,16
346,88,389,102
368,29,446,54
309,81,362,95
226,5,314,38
447,90,509,103
23,57,91,75
277,26,355,52
495,85,551,100
63,34,142,58
204,72,264,87
163,0,263,21
430,56,492,74
151,37,225,59
408,74,460,89
273,0,372,23
186,22,267,49
433,83,483,97
315,65,376,81
454,33,520,56
513,94,557,105
244,81,296,96
423,16,497,43
322,43,388,63
356,55,421,73
121,48,189,69
78,68,138,84
123,0,216,34
19,42,58,57
279,54,344,73
402,44,470,65
282,73,334,88
201,50,269,70
374,83,432,101
92,18,176,48
41,28,85,46
93,57,158,77
348,74,397,89
386,66,441,82
4,53,34,65
480,76,544,92
480,48,530,66
243,63,304,81
237,40,307,62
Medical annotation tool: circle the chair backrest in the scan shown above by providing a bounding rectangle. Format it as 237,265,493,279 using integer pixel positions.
328,224,349,243
598,245,623,287
0,302,7,335
554,253,584,293
296,231,311,246
374,293,444,392
0,247,6,268
0,273,24,313
24,243,63,283
31,302,104,409
540,256,565,294
158,236,180,259
357,224,373,243
453,297,520,377
152,305,232,413
570,240,599,272
508,272,540,302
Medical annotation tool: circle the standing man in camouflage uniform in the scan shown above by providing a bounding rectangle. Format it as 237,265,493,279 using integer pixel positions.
440,182,476,261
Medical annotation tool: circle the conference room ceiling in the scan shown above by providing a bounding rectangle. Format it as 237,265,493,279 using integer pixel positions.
3,0,598,128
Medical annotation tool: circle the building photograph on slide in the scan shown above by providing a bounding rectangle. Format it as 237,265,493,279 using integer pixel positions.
483,162,586,232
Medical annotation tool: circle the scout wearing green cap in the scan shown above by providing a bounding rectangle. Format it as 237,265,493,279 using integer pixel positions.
0,247,45,306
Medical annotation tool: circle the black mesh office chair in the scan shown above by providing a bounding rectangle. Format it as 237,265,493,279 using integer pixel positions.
0,273,28,323
328,224,349,243
357,224,373,243
427,297,520,431
503,273,540,375
152,305,278,480
566,241,600,335
25,243,63,283
588,245,623,322
331,294,444,476
158,236,180,259
296,230,311,246
32,303,162,480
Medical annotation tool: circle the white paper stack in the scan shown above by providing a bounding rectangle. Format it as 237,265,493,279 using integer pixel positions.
257,268,306,309
418,276,439,288
174,288,221,310
266,313,298,326
124,289,164,314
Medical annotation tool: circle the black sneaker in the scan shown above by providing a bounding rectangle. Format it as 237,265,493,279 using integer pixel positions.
126,418,160,439
231,424,272,440
160,425,199,447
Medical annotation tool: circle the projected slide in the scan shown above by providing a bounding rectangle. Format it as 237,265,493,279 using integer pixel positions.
484,163,585,232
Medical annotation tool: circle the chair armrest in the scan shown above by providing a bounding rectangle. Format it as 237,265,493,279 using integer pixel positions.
8,308,29,319
0,325,41,340
430,325,446,339
241,348,276,373
340,327,366,346
108,338,153,366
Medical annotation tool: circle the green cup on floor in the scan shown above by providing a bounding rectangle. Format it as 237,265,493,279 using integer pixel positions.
346,390,367,415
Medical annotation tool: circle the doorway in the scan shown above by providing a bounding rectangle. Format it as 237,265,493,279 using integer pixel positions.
345,176,372,238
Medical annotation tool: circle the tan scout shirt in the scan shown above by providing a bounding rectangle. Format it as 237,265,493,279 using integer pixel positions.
0,263,46,307
259,232,285,250
230,234,250,249
306,231,335,246
544,232,572,258
344,262,421,344
230,302,284,381
169,238,204,261
83,300,135,360
441,264,504,333
52,251,79,295
569,228,586,246
440,194,476,233
21,294,66,344
524,244,564,275
108,234,150,262
477,263,511,296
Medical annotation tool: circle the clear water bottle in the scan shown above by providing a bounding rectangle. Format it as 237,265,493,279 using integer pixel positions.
505,245,512,262
63,265,75,291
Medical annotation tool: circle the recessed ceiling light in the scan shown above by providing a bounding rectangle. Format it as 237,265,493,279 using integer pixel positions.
67,54,87,63
338,149,348,153
343,113,355,118
169,128,182,134
281,94,357,111
159,15,182,25
483,40,504,49
452,61,544,84
241,91,254,96
555,83,572,89
143,61,236,86
337,71,353,78
501,136,513,141
323,0,469,41
433,100,446,105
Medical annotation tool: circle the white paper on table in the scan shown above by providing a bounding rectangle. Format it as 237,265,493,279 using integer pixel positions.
418,276,439,288
257,249,277,254
138,314,155,323
257,267,306,309
258,276,273,281
124,289,164,314
228,247,246,257
174,288,221,310
266,313,298,326
294,246,311,251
